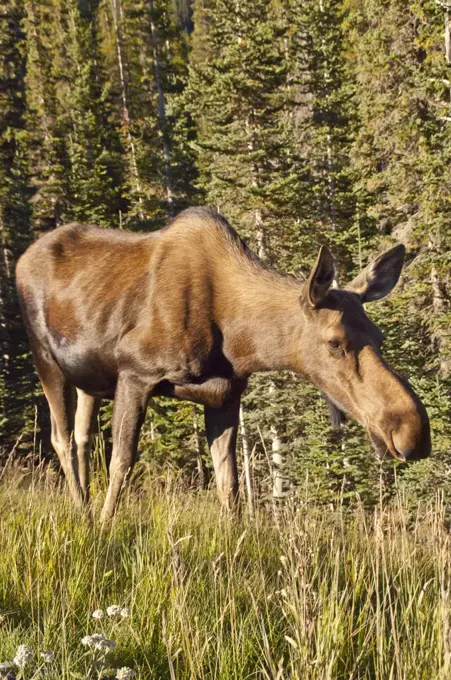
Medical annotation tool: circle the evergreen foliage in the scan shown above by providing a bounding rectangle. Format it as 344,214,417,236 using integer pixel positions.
0,0,449,511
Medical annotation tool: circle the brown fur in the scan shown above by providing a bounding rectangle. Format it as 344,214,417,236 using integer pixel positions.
16,207,431,519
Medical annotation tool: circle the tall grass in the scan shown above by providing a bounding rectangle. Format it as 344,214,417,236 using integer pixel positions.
0,472,450,679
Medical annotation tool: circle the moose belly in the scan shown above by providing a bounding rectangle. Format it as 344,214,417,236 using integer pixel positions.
49,334,118,398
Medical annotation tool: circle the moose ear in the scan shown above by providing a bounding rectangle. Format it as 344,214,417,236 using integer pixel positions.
346,244,405,303
306,246,335,307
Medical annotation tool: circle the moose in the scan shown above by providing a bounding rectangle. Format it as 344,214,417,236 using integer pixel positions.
16,206,431,521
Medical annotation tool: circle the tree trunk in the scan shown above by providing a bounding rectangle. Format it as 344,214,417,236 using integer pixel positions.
110,0,144,219
268,382,284,498
193,413,207,490
148,0,174,216
245,114,285,499
429,238,449,377
0,210,11,390
445,4,451,66
326,132,337,230
239,405,254,517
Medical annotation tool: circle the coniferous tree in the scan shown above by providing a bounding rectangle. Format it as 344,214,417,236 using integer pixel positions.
187,0,309,497
347,0,451,502
22,0,70,232
61,0,126,225
0,0,36,450
0,0,449,511
99,0,193,228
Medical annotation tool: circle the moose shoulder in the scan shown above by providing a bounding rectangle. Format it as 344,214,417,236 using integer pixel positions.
16,206,431,520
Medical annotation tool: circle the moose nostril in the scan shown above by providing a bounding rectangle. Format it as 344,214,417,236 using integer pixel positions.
392,430,416,459
392,425,430,461
392,444,409,461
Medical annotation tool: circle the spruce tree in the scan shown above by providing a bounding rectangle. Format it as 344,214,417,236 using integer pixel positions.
348,0,451,493
0,0,37,450
187,0,310,498
98,0,193,228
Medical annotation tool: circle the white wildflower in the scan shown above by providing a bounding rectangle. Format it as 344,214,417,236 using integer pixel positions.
107,605,122,617
120,607,130,618
92,609,104,619
81,633,116,652
96,638,116,652
40,650,54,663
82,633,104,646
13,645,34,668
116,667,136,680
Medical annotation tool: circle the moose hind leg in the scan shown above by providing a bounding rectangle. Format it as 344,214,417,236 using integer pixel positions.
74,389,100,503
35,351,84,508
100,375,148,523
204,398,240,509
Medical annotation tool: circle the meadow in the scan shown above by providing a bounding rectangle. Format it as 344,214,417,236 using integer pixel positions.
0,467,450,680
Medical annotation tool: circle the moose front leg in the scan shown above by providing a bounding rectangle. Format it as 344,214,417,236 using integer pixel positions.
204,398,240,510
100,375,148,523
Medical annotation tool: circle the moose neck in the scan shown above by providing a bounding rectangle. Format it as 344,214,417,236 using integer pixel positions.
221,267,305,377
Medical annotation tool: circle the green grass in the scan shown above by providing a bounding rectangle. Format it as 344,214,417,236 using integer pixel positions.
0,472,450,679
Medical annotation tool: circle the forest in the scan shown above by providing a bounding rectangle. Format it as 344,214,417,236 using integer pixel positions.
1,0,450,511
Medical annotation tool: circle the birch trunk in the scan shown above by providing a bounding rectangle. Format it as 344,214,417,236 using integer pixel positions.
193,414,207,490
429,238,449,377
326,132,337,230
445,3,451,66
239,405,254,517
246,114,285,499
318,0,337,231
268,382,284,498
109,0,143,219
443,2,451,109
0,210,11,381
148,0,174,216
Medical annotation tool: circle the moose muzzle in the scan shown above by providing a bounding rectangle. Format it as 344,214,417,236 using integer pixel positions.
370,379,431,462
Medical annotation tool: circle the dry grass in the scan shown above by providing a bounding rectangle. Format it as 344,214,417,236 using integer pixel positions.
0,470,450,679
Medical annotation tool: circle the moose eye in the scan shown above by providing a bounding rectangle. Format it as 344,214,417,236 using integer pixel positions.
328,339,341,351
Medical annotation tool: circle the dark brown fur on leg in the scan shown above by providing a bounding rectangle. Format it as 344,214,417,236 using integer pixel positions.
100,375,148,523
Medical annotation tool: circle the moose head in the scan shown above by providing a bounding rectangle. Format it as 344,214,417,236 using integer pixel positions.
298,245,431,461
